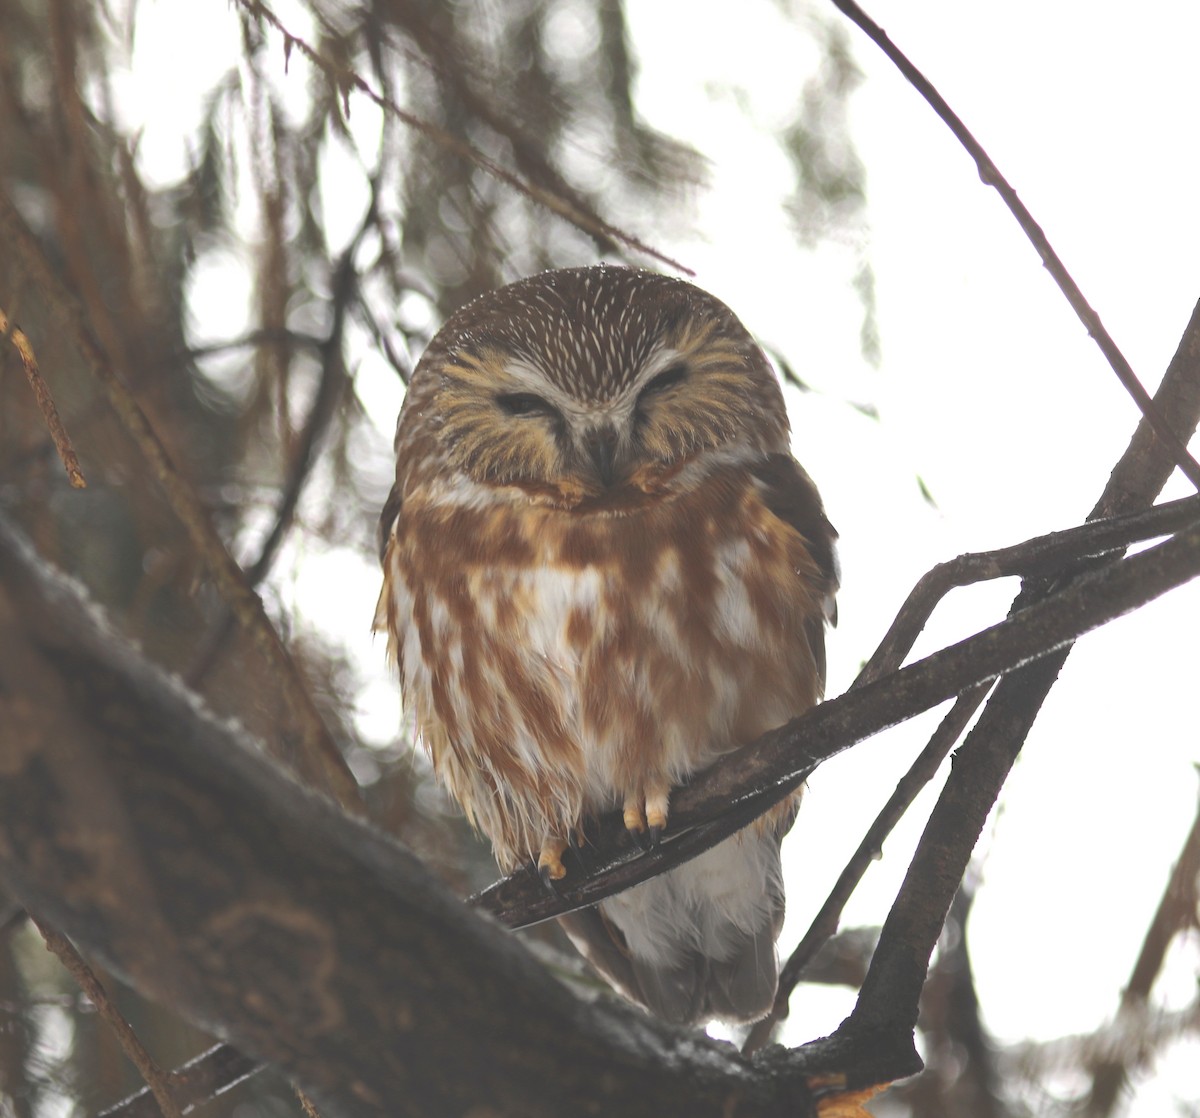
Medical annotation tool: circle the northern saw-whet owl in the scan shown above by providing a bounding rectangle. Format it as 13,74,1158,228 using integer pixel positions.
376,265,838,1025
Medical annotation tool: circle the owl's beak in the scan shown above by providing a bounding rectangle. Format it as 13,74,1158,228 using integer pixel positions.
583,423,621,487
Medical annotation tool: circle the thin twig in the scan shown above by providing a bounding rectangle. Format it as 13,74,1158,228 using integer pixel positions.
0,305,86,488
235,0,692,277
295,1088,323,1117
0,187,362,813
857,494,1200,685
30,916,183,1118
96,1043,263,1118
829,0,1200,492
742,682,991,1054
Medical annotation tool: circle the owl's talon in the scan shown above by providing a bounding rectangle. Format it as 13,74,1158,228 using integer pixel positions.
645,787,670,842
624,789,669,850
539,863,564,895
623,801,647,837
537,838,568,893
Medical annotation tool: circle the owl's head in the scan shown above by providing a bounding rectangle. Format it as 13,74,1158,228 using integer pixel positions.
395,266,790,504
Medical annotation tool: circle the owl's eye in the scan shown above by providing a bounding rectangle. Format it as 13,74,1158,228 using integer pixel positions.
638,363,687,401
496,392,559,418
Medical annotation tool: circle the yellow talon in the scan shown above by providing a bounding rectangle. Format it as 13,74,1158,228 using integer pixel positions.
624,786,670,848
538,837,567,882
623,799,647,835
645,786,670,834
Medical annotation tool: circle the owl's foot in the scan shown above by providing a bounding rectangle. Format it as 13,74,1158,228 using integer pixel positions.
538,837,568,891
623,786,670,850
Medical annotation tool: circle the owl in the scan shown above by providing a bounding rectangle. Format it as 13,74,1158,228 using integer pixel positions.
376,265,838,1025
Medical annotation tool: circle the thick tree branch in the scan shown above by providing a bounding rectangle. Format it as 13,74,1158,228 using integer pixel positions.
0,513,864,1118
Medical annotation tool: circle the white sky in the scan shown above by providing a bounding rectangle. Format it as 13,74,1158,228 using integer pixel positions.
113,1,1200,1109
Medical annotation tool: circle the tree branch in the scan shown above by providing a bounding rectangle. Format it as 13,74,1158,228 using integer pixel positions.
829,293,1200,1059
0,304,86,488
857,494,1200,685
472,511,1200,928
828,0,1200,491
0,512,862,1118
30,917,183,1118
96,1044,262,1118
743,682,992,1054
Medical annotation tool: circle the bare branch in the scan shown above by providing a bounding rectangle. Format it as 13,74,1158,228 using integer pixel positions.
30,918,183,1118
743,683,991,1053
0,304,86,488
473,513,1200,929
836,294,1200,1056
829,0,1200,492
858,494,1200,684
747,497,1200,1056
96,1044,262,1118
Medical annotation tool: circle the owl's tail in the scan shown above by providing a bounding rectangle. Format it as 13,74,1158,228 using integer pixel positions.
559,825,786,1026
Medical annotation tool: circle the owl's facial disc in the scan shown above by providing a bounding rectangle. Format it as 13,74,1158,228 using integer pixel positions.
411,267,792,500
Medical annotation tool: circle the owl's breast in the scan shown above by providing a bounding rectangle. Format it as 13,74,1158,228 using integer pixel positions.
378,466,827,866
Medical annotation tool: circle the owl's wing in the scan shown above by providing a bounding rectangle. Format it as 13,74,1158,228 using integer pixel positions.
751,452,840,686
377,483,404,562
373,483,404,648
